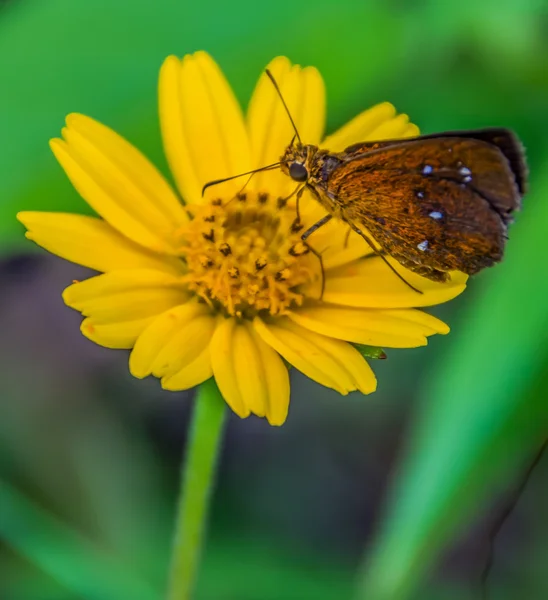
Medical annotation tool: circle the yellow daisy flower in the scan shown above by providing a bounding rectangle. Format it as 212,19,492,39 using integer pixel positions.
17,51,467,426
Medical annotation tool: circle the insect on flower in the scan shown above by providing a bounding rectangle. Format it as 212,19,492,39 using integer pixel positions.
17,53,474,425
207,71,528,293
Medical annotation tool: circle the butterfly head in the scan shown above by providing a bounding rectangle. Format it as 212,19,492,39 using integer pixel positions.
281,143,318,183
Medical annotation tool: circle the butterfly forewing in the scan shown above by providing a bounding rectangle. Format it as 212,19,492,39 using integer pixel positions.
412,128,527,196
342,128,526,198
326,137,520,279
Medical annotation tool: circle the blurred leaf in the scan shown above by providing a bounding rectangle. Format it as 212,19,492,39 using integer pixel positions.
0,479,158,600
356,164,548,599
199,533,354,600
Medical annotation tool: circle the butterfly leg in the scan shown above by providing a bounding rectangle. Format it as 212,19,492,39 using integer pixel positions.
389,255,449,283
349,224,423,295
287,186,307,233
305,244,326,299
277,184,305,209
294,186,305,225
301,214,333,242
299,215,333,299
343,227,352,249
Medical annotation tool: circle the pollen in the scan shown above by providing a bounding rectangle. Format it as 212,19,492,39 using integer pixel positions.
178,192,320,317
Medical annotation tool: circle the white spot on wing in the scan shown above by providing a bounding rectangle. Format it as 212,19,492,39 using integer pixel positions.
429,211,443,220
417,240,429,251
422,165,433,175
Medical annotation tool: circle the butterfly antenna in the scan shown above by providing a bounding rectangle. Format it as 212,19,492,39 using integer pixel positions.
265,69,302,144
202,162,281,196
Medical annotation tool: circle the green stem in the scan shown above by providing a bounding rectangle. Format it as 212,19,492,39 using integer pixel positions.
166,378,227,600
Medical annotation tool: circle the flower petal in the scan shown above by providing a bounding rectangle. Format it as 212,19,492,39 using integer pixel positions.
247,326,290,426
150,314,216,379
391,308,450,334
247,57,325,196
129,301,211,378
209,318,250,419
403,122,420,137
288,304,449,348
231,322,268,418
322,102,419,151
161,346,212,391
209,319,290,423
17,212,184,275
366,113,418,141
253,317,376,395
318,256,468,308
81,317,153,349
63,269,188,322
159,52,251,205
51,114,187,254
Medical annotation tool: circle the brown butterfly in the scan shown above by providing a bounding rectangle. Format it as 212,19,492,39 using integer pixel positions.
204,71,527,292
281,127,527,286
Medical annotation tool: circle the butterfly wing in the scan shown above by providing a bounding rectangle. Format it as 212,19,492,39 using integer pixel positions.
342,128,527,197
325,137,522,280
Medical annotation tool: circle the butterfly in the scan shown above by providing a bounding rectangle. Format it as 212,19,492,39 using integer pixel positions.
281,126,527,285
204,70,527,293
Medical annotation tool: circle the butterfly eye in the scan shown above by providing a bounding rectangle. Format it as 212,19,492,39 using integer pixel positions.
289,162,308,182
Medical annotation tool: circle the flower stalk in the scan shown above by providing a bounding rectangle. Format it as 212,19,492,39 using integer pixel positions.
166,378,227,600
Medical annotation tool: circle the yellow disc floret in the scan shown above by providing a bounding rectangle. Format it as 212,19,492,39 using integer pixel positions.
179,192,319,317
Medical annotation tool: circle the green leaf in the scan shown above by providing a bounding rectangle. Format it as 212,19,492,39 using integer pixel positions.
353,344,387,360
0,479,158,600
356,163,548,599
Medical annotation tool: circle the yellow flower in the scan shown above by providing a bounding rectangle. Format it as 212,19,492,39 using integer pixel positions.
17,52,467,425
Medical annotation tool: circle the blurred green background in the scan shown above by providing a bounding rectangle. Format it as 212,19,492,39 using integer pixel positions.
1,0,548,599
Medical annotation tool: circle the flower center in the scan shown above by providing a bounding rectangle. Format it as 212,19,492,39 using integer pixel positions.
178,192,320,317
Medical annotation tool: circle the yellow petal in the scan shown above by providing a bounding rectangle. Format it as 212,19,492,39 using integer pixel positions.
129,301,211,378
233,322,291,424
151,314,216,378
63,269,188,322
248,327,290,426
51,114,186,254
209,318,250,419
320,231,375,270
159,52,251,205
81,317,153,349
366,113,416,141
231,322,268,417
288,304,448,348
403,122,420,137
209,319,290,423
391,308,450,334
161,346,212,391
159,56,201,207
247,57,325,196
318,256,468,308
17,212,184,275
66,113,188,224
322,102,419,151
253,317,376,395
